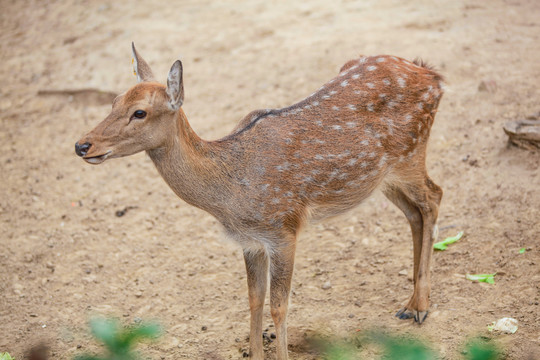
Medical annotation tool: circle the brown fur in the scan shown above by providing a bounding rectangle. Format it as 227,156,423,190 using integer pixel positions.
76,49,444,360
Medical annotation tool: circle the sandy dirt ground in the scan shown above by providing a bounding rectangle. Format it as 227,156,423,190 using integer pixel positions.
1,0,539,359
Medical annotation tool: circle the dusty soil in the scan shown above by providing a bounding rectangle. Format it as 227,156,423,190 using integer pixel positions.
1,0,539,359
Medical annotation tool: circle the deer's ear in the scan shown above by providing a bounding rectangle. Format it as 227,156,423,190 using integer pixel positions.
131,42,155,82
166,60,184,110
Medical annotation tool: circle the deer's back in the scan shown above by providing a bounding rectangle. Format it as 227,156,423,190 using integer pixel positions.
215,55,444,233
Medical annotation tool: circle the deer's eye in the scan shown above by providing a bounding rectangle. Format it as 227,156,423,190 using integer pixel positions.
132,110,147,119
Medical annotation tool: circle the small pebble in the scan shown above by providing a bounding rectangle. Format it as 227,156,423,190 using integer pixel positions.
322,281,332,290
201,325,207,331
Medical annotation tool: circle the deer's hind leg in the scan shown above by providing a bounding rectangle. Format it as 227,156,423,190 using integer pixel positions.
383,171,442,324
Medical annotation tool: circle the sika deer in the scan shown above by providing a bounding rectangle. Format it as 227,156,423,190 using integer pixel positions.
75,43,444,360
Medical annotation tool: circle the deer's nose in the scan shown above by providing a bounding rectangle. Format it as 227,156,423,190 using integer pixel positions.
75,142,92,157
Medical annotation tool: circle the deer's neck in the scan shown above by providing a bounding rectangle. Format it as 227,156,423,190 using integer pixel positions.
147,109,228,215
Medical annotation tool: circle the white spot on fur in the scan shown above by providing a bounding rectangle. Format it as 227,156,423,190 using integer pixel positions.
346,122,357,128
378,154,387,167
397,77,406,88
417,102,424,110
367,65,377,71
341,80,349,87
382,117,394,135
312,101,320,106
367,103,374,112
315,154,324,160
361,139,369,146
405,114,412,122
332,125,343,131
382,78,390,85
376,57,386,63
332,105,340,111
352,74,360,80
347,104,357,111
348,158,358,166
276,162,291,171
366,82,375,89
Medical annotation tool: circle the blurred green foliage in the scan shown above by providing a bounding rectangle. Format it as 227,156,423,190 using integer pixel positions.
0,353,15,360
312,331,501,360
75,317,161,360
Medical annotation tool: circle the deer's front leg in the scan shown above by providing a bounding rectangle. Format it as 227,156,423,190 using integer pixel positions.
243,249,269,360
269,240,296,360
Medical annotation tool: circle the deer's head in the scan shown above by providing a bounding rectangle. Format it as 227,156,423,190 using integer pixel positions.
75,43,184,164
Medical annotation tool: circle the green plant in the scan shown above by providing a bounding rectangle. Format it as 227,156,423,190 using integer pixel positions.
463,338,500,360
312,331,501,360
0,353,15,360
75,317,161,360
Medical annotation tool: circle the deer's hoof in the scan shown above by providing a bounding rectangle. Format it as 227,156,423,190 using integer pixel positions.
414,311,429,324
395,308,415,320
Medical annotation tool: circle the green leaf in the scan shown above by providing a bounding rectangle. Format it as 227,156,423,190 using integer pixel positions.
120,322,161,345
433,231,464,251
368,332,437,360
464,338,501,360
466,273,496,284
89,317,120,351
519,248,526,254
0,353,15,360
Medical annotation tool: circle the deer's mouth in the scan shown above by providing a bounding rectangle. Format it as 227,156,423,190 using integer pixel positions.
83,151,112,164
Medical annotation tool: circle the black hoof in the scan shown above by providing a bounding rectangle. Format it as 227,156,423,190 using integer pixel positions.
395,308,415,320
414,311,429,324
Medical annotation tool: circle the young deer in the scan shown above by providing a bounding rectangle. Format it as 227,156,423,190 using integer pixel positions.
75,43,444,360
